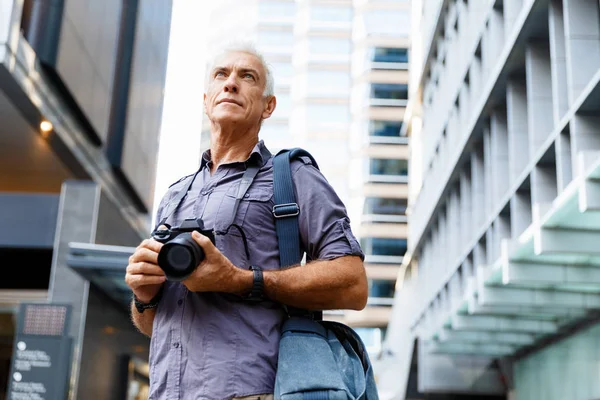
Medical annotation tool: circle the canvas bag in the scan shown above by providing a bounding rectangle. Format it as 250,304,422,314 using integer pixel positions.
271,148,379,400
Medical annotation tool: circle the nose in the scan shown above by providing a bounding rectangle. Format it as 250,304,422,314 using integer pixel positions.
223,74,239,93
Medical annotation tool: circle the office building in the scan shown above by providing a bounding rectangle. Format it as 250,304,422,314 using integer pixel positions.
0,0,172,398
341,0,411,354
378,0,600,399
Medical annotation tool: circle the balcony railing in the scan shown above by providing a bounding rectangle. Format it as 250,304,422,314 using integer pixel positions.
367,297,395,306
367,175,409,184
364,255,404,265
368,136,409,145
368,98,409,107
362,214,408,223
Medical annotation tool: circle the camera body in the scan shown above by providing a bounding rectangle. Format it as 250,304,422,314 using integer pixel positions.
152,218,215,281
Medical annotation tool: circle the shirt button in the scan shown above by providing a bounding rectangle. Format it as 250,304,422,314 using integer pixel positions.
244,193,250,198
173,342,179,348
177,299,183,306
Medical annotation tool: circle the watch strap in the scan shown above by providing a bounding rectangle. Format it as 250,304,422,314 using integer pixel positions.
246,265,264,302
134,285,164,313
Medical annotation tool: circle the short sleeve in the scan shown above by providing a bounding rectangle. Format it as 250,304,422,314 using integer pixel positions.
291,161,365,262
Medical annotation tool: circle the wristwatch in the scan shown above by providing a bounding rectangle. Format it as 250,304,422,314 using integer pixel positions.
134,285,164,313
246,265,265,302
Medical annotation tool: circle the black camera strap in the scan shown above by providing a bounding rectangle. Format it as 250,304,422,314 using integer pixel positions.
158,169,201,227
228,164,261,228
158,162,262,229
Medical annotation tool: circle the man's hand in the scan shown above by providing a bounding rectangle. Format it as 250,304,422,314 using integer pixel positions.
182,231,251,294
125,238,167,303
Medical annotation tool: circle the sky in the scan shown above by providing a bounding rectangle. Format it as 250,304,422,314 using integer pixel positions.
152,0,215,221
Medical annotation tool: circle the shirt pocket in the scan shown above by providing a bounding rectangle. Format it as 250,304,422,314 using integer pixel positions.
224,184,274,238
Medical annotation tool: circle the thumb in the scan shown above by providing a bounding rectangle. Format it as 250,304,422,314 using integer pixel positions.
192,230,216,254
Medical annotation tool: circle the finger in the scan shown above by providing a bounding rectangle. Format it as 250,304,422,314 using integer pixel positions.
126,262,164,276
192,230,217,255
126,274,166,289
130,248,160,265
137,238,163,253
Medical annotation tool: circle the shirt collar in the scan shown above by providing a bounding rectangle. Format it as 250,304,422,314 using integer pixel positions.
199,140,271,171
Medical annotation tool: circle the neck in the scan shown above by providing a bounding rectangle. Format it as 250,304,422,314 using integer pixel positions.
209,122,260,173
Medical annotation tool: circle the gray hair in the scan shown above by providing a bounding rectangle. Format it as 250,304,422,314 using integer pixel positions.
205,40,274,97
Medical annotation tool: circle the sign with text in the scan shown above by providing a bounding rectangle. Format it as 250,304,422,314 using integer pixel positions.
6,303,73,400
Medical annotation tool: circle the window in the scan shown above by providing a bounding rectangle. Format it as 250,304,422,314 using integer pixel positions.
361,238,407,257
258,1,295,19
305,104,350,128
309,37,351,55
369,280,396,299
306,70,350,97
257,31,294,47
372,48,409,63
274,92,291,118
364,10,410,36
370,84,408,100
370,159,408,176
270,62,293,83
364,198,407,215
310,5,352,22
369,121,403,137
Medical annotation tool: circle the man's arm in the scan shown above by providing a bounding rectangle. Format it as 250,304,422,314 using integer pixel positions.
263,256,367,310
130,302,156,337
184,232,368,311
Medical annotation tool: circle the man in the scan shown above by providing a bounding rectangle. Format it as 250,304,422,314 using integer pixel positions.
125,41,368,400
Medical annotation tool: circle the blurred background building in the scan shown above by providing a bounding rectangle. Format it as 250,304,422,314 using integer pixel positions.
378,0,600,399
203,0,411,359
0,0,172,398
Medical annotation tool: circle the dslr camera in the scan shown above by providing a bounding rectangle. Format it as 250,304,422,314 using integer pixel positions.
151,218,215,281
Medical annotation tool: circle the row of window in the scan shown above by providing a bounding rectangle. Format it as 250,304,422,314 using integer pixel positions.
370,158,408,176
364,197,407,215
371,48,409,64
361,238,407,257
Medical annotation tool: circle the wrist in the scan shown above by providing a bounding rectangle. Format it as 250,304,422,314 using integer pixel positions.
233,268,254,295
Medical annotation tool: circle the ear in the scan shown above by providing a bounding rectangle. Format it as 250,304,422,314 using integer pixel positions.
203,93,207,114
261,96,277,120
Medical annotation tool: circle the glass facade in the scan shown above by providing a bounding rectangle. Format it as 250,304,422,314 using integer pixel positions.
369,279,396,299
370,83,408,100
370,158,408,176
361,238,407,257
364,197,407,215
372,47,409,63
369,120,403,137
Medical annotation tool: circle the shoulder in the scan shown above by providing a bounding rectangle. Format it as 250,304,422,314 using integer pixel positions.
167,173,194,189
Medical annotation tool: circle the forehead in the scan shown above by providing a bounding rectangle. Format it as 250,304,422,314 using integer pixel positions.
212,51,265,75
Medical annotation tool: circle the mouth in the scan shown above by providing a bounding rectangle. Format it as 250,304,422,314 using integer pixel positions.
218,99,242,107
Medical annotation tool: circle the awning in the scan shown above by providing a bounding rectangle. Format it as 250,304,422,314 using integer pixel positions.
417,152,600,357
67,242,136,308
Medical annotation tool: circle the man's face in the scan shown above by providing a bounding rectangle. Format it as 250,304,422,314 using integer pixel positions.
204,51,275,126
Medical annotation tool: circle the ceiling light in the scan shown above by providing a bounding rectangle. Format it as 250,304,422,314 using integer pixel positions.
40,120,53,133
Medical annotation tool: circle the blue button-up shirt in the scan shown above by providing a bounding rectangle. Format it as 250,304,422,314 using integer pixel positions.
149,141,364,400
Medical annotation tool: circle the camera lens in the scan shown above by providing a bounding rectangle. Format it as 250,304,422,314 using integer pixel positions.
157,232,205,281
165,246,193,270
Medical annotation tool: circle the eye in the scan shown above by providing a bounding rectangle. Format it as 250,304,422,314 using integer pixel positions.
215,71,226,78
243,73,255,80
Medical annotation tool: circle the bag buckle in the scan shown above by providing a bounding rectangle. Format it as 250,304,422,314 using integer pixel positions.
273,203,300,219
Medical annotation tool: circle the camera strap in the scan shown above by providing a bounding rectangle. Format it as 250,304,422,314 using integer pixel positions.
227,164,261,228
158,163,262,229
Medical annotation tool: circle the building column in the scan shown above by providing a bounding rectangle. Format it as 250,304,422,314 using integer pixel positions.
47,180,101,400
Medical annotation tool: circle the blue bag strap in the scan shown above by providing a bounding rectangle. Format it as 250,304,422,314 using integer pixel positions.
273,148,322,320
272,148,319,267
